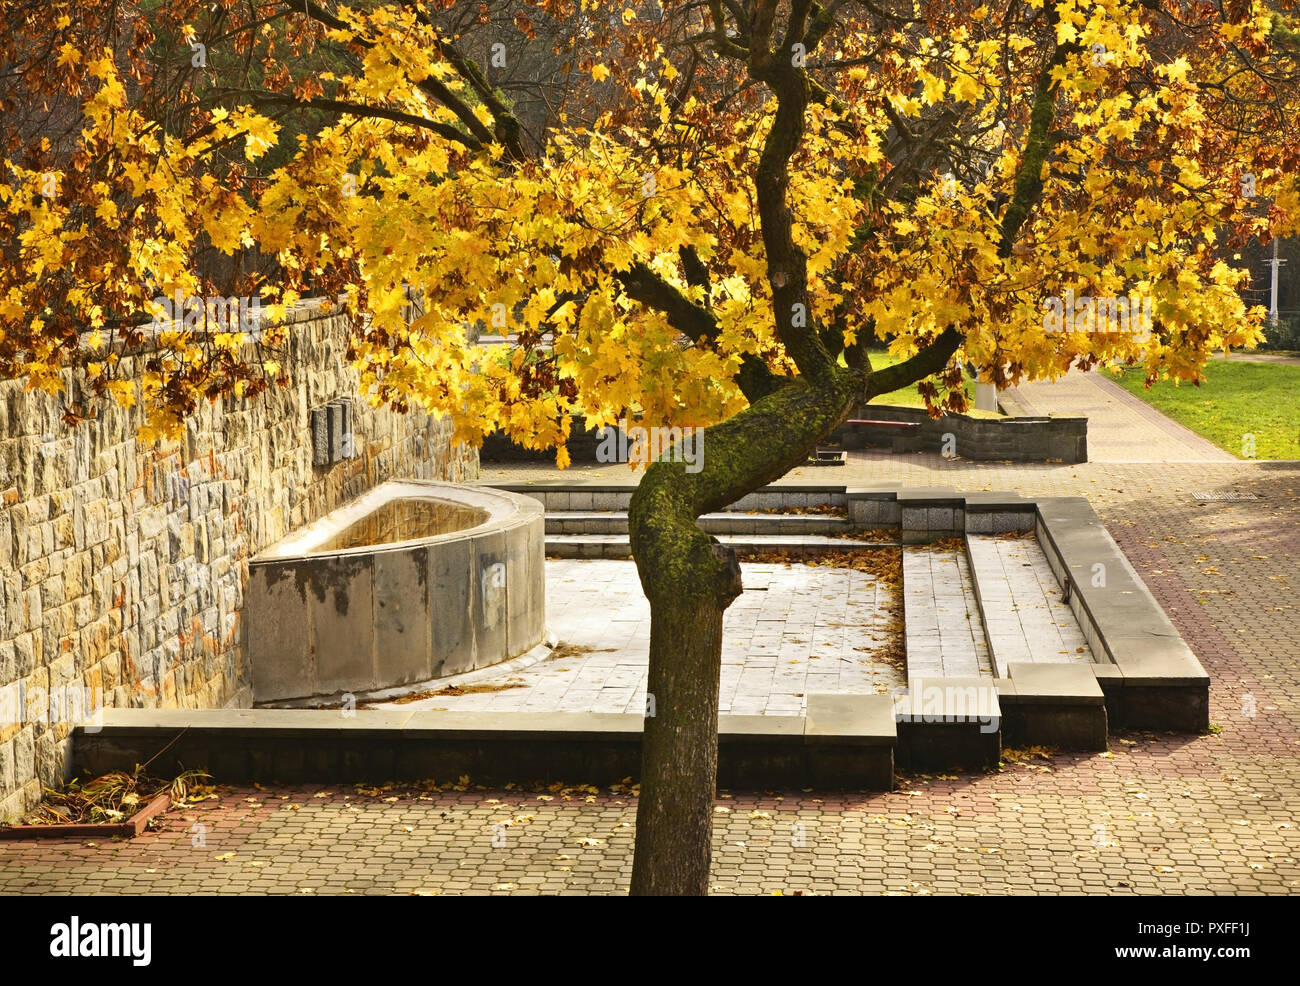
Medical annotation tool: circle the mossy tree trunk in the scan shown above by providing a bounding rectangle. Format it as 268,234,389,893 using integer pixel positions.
623,0,1060,895
627,377,860,895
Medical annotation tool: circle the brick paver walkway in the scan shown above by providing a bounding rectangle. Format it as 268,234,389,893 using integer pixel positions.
5,394,1300,893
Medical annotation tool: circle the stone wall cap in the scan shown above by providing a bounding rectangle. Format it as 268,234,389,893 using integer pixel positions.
401,710,643,738
85,708,417,733
1005,663,1106,704
804,693,897,745
719,714,806,739
895,676,1002,722
252,479,541,562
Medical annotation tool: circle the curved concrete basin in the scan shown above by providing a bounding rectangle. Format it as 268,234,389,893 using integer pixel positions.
247,481,545,703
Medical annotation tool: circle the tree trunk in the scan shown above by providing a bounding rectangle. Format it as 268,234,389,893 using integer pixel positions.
629,543,740,895
622,325,965,894
625,376,862,895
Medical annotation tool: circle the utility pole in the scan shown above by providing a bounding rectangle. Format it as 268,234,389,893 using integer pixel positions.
1267,237,1287,329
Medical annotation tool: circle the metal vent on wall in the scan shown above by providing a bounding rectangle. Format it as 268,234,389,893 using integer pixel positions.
311,399,356,466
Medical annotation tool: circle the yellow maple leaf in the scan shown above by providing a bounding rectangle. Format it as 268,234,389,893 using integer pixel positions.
951,74,982,104
920,71,946,104
239,115,280,160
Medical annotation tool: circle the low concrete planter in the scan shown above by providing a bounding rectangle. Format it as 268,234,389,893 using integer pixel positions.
486,406,1088,464
247,481,546,704
480,416,613,463
830,404,1088,463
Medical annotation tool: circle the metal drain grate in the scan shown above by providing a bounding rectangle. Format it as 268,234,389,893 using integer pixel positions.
1192,491,1259,501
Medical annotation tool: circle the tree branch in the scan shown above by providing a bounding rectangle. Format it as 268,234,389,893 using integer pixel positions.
997,12,1079,256
246,93,480,147
865,325,964,397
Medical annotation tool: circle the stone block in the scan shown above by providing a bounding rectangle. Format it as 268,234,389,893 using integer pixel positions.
893,676,1001,769
247,566,311,703
308,554,376,694
13,726,34,786
374,546,432,687
805,693,897,746
1000,662,1108,749
311,405,330,466
0,737,13,791
471,530,508,670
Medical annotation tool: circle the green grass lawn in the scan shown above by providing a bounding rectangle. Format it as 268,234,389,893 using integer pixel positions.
1111,359,1300,460
863,351,1002,418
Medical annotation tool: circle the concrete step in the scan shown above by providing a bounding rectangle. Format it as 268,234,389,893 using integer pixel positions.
76,704,897,790
964,534,1095,677
546,532,898,559
902,545,994,680
544,510,854,536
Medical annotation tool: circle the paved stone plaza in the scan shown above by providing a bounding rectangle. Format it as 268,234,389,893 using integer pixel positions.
372,559,902,716
2,373,1299,895
392,531,1095,716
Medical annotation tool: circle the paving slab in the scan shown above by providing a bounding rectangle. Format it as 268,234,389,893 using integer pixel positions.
966,534,1095,677
367,558,904,716
902,546,993,679
1005,662,1105,704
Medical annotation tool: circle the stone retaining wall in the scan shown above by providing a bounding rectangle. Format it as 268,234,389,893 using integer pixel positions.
487,404,1088,465
834,404,1088,463
0,301,476,819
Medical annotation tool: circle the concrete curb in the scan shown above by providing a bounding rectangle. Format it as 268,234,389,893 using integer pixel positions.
74,698,898,791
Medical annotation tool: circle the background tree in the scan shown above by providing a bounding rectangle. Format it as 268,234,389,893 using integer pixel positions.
2,0,1298,893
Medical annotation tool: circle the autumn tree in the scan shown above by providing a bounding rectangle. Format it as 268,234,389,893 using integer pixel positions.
3,0,1299,894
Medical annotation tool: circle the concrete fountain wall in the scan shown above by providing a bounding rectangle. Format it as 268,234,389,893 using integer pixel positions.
247,481,545,703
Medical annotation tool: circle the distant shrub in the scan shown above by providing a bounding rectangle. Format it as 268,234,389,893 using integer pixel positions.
1260,314,1300,351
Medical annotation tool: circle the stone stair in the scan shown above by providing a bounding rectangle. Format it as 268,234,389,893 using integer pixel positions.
545,510,854,536
542,508,897,558
964,533,1096,678
482,482,1158,766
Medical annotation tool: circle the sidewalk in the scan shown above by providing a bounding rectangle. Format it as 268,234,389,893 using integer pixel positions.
1005,370,1235,464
